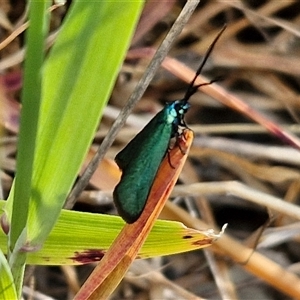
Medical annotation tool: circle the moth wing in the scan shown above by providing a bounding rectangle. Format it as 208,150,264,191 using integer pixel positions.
113,109,173,223
115,109,166,169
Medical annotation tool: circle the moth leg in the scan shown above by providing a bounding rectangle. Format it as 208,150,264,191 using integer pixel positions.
167,148,176,169
167,129,188,168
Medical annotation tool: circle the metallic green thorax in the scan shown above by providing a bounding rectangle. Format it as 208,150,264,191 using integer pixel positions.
113,100,189,223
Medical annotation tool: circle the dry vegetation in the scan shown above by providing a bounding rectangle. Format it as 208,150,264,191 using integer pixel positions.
1,0,300,299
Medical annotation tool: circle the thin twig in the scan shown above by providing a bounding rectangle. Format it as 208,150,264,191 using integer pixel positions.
173,181,300,221
65,0,201,209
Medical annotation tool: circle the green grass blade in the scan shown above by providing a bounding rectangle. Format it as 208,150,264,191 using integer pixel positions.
10,1,50,251
6,2,144,249
8,2,51,295
0,250,17,299
0,201,218,265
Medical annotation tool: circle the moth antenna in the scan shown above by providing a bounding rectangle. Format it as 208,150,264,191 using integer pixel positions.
183,24,227,102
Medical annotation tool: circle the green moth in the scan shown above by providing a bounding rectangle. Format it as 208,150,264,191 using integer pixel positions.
114,27,225,223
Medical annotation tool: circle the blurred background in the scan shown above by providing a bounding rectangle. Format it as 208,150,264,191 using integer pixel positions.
2,1,300,299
